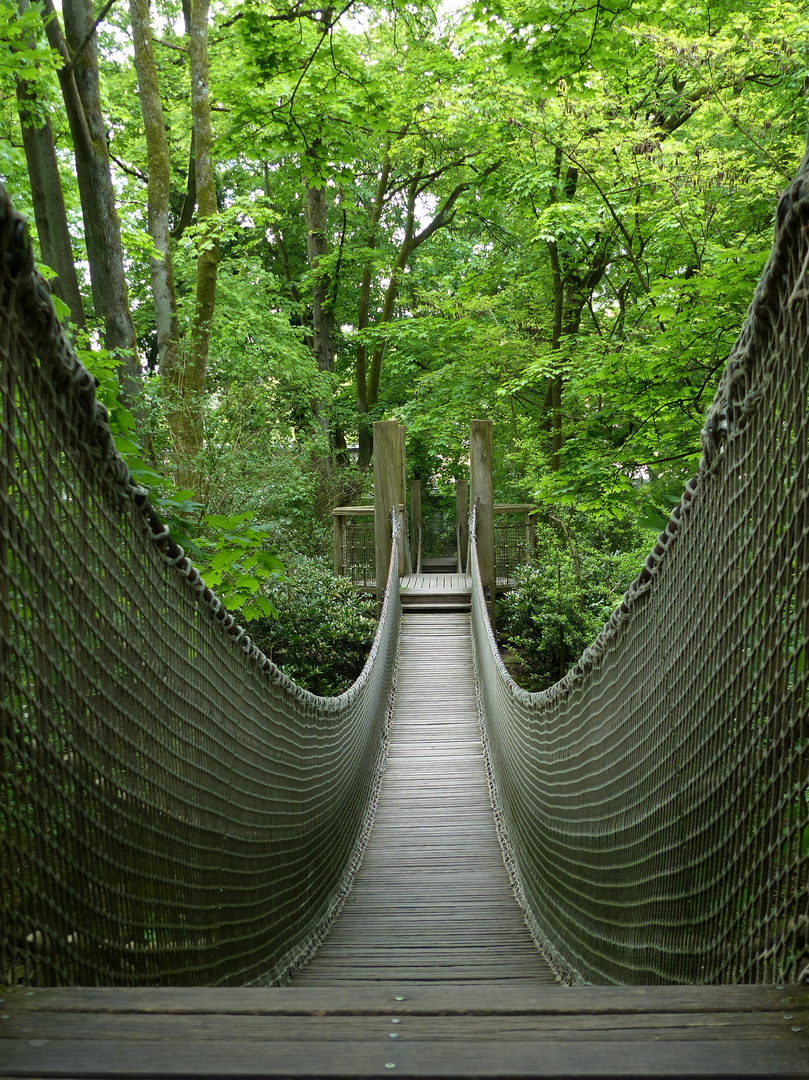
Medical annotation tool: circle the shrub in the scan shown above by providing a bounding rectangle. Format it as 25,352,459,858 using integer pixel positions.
246,557,378,696
496,514,651,692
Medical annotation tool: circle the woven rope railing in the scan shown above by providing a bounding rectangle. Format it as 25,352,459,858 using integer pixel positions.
470,146,809,987
0,187,400,988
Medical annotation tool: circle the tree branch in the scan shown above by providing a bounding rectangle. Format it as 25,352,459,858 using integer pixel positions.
110,153,146,182
63,0,118,77
563,146,653,298
154,37,188,53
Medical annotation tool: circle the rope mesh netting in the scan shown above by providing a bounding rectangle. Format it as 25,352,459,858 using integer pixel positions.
471,147,809,986
0,188,400,987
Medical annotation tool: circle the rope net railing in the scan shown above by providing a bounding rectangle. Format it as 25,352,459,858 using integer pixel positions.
470,148,809,987
0,188,401,988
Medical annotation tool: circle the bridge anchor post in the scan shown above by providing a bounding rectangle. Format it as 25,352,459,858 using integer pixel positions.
373,419,404,602
470,418,495,629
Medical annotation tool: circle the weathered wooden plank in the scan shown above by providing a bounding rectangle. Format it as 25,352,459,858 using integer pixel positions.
5,985,807,1016
1,1034,807,1077
2,1010,804,1042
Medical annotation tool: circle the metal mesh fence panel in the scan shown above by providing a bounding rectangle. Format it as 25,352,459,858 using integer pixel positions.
494,513,530,586
0,190,400,988
342,517,376,587
470,153,809,986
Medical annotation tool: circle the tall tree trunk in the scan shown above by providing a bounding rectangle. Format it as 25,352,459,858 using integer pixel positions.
306,170,335,438
178,0,219,461
15,0,85,330
356,150,391,469
42,0,139,403
129,0,179,389
305,156,339,515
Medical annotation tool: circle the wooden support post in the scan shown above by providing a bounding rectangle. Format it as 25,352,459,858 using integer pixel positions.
374,420,402,601
470,419,495,628
456,477,468,574
398,424,407,574
410,478,422,574
333,513,344,577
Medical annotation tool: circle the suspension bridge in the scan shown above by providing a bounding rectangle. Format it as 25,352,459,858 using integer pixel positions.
2,146,809,1077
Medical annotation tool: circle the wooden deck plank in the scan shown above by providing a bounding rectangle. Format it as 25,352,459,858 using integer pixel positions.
3,986,807,1078
2,1010,805,1042
399,576,472,612
5,984,808,1016
293,612,557,990
1,1034,807,1077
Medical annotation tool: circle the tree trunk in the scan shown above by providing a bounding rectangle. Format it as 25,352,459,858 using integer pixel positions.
550,375,563,472
129,0,179,389
305,160,338,515
43,0,139,403
356,151,391,469
15,0,85,330
179,0,219,460
306,171,335,437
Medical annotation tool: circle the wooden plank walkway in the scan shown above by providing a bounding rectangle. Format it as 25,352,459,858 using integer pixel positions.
3,984,808,1076
293,611,556,988
400,574,471,590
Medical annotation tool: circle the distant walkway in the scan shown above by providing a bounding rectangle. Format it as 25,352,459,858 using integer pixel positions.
294,612,557,987
400,572,471,590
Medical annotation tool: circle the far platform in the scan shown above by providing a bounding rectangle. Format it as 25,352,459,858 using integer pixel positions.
400,573,472,612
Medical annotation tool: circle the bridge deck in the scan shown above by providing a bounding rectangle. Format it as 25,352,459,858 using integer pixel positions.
3,613,808,1077
293,612,556,988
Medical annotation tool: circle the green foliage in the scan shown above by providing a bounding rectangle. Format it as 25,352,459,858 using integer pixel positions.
193,514,284,620
247,557,378,696
4,0,808,676
75,338,287,619
497,514,651,691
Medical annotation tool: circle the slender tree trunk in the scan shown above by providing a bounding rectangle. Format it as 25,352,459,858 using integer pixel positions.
356,151,391,469
130,0,179,388
15,0,85,329
544,149,610,473
43,0,139,402
306,173,335,437
179,0,219,459
15,90,86,330
546,149,566,473
172,130,196,240
305,168,336,513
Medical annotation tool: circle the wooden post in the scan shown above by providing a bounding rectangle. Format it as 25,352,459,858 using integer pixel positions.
470,419,495,628
410,477,422,573
333,513,344,577
456,476,468,574
398,424,407,574
374,420,402,601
